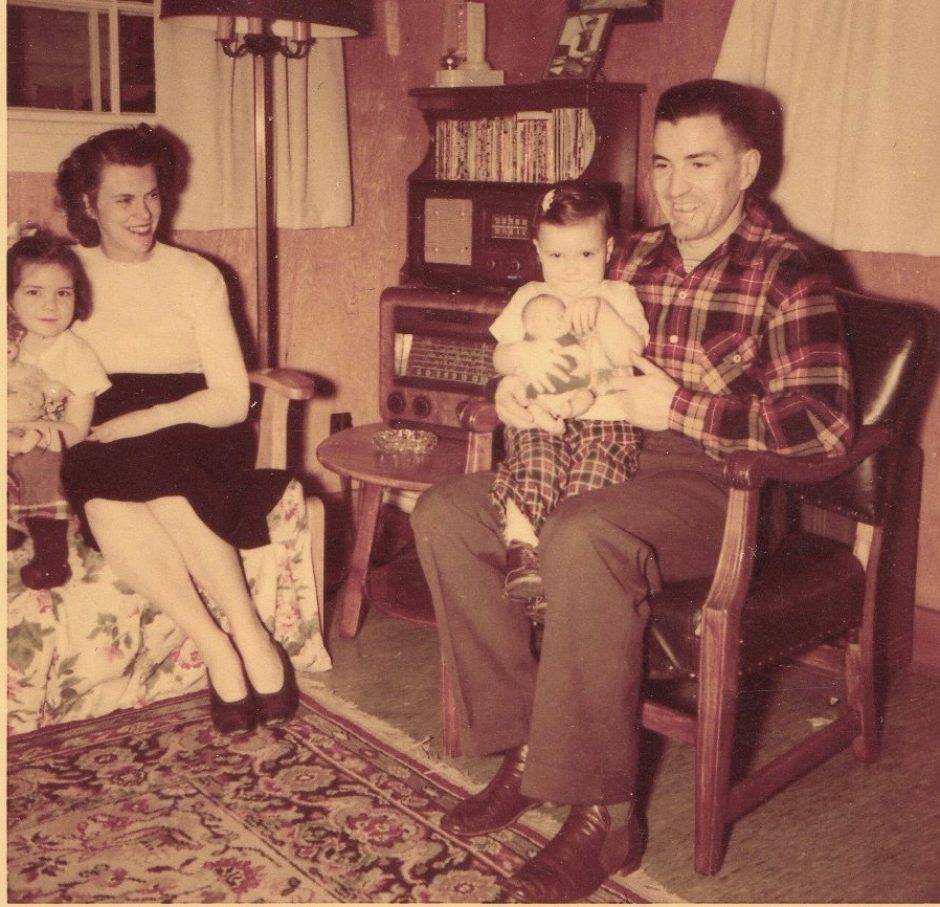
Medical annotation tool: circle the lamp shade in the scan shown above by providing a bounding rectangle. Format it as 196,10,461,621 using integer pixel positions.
160,0,372,38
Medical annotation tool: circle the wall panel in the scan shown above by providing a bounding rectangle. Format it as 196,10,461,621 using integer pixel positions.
7,0,939,624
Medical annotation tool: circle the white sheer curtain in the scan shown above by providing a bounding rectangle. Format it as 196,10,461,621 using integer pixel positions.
154,14,352,231
714,0,940,257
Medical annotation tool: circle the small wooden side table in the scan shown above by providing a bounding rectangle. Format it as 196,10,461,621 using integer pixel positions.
317,422,486,639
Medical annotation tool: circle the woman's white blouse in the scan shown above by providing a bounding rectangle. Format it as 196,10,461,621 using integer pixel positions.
73,243,250,427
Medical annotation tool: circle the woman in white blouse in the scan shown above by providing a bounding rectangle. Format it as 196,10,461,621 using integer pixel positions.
58,125,297,735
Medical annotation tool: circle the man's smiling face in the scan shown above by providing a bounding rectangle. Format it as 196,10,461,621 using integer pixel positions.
651,113,760,245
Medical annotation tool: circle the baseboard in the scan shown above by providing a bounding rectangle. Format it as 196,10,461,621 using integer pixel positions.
913,606,940,669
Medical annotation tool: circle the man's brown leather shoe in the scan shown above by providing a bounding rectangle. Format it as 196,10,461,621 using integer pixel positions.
440,745,540,837
502,804,644,903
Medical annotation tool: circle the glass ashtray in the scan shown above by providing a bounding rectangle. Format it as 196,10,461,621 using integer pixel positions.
372,428,438,455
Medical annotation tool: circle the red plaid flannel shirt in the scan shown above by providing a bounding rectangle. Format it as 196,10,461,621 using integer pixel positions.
608,198,854,459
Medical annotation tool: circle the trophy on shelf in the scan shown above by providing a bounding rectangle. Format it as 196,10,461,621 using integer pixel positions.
434,0,504,87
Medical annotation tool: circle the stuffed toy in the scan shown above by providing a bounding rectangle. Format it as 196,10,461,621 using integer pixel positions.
6,324,71,569
7,327,69,455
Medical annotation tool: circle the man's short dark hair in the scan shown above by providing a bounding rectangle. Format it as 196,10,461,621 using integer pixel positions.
655,79,759,151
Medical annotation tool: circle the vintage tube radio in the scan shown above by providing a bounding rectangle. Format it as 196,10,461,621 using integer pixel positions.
403,181,622,289
380,285,509,434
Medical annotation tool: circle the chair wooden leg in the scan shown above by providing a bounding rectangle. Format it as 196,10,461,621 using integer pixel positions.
846,641,880,762
694,610,740,876
305,497,327,639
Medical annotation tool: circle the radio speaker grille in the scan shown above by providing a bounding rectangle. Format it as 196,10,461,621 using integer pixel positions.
424,197,473,266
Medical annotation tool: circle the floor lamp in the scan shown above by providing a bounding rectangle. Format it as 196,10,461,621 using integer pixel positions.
160,0,371,368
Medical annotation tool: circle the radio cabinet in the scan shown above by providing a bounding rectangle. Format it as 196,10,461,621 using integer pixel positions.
404,81,645,290
379,285,506,435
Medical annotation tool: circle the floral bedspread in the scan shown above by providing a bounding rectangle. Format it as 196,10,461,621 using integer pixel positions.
6,478,332,735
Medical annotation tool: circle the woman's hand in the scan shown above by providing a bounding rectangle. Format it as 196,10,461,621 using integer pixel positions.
568,296,602,336
88,408,164,444
515,340,575,393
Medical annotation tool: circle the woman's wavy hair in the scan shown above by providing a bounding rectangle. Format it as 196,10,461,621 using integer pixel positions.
54,124,176,246
7,230,94,323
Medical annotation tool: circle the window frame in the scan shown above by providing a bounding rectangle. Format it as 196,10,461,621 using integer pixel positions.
7,0,157,172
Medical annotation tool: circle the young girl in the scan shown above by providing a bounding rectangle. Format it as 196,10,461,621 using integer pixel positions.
489,181,650,601
7,232,111,588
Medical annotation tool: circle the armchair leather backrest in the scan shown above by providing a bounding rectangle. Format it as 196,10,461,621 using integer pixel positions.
841,290,938,429
795,290,939,524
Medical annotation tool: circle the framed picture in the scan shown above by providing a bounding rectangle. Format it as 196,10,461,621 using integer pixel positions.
568,0,664,25
544,11,615,81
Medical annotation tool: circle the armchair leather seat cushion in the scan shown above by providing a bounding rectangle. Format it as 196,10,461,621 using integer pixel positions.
646,532,866,682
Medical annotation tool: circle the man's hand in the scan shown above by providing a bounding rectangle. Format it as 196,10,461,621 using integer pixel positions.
607,356,679,431
495,376,564,434
88,409,164,444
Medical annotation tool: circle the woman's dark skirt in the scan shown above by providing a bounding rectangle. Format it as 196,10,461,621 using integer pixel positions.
62,373,289,550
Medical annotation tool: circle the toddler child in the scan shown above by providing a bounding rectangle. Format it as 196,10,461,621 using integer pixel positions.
489,181,650,601
7,232,110,588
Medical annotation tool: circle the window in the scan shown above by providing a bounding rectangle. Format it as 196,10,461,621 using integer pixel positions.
7,0,155,115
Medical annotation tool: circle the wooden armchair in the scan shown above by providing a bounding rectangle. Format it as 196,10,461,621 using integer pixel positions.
7,369,331,735
453,289,938,874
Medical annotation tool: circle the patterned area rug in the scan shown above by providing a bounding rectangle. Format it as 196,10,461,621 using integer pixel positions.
6,685,678,903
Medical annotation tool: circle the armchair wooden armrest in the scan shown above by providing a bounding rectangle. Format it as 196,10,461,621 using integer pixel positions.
457,400,501,473
248,367,326,639
721,424,891,490
249,368,317,471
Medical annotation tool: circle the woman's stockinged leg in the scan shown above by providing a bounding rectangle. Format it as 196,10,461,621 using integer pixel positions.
84,498,249,702
145,496,284,694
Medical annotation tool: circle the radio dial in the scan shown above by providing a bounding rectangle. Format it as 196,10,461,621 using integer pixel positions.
508,257,522,274
412,395,433,418
386,391,406,414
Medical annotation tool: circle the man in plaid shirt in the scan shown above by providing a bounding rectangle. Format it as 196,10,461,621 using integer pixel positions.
412,79,854,902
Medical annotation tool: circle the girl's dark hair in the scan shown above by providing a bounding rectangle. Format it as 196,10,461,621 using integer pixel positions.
531,180,615,239
7,230,94,323
54,123,176,246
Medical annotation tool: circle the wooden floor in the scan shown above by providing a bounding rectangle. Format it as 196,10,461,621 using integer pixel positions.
309,571,940,904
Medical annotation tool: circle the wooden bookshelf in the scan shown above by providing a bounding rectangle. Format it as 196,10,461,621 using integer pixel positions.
404,82,645,289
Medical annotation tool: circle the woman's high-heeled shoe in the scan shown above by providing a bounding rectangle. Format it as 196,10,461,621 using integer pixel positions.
251,641,299,726
208,672,257,735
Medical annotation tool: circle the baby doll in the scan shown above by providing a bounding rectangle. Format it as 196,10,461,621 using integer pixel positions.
7,232,110,589
519,292,596,428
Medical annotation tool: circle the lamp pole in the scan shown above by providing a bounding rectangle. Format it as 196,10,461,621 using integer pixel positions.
159,0,372,369
253,46,276,368
217,21,298,369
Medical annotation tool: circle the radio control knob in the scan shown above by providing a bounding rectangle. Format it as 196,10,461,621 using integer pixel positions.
412,395,432,418
387,391,406,414
508,257,522,274
485,257,497,271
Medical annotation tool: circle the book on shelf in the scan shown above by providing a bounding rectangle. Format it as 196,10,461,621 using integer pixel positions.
430,108,594,183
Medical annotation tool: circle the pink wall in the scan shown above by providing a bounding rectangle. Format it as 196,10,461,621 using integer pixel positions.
7,0,939,634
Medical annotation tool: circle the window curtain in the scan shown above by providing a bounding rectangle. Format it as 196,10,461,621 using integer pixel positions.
714,0,940,257
154,12,352,231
